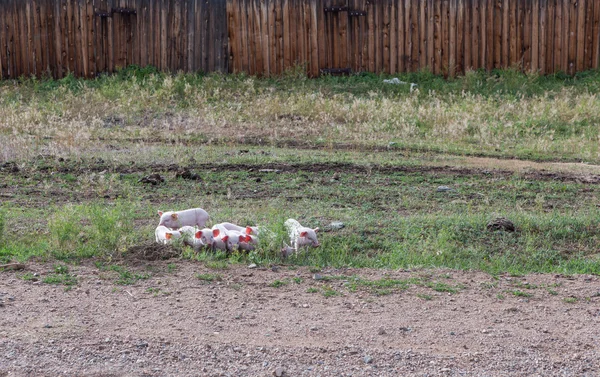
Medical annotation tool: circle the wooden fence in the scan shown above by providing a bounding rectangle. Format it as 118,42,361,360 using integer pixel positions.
1,0,599,79
0,0,228,79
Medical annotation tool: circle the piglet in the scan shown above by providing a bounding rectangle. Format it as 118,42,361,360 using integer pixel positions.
178,226,197,247
155,225,182,245
217,222,259,236
193,228,215,250
282,219,320,257
157,208,209,230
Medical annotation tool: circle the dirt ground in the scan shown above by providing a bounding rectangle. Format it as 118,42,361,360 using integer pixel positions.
1,261,599,377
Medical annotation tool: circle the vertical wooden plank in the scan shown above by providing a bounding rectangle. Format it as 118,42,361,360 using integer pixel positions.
464,0,471,70
23,0,33,75
0,0,6,78
501,0,508,67
11,0,21,77
456,0,464,73
246,0,255,74
427,0,435,70
40,0,51,75
479,0,487,69
539,0,546,73
149,0,156,68
494,0,502,69
229,0,236,73
86,0,95,76
227,0,234,72
32,0,43,76
509,0,517,66
449,0,456,76
593,0,600,69
366,0,373,71
317,0,326,72
531,0,539,72
567,0,577,74
396,0,404,72
309,0,318,75
39,0,51,76
25,0,34,75
419,0,426,70
485,0,493,71
403,0,410,71
94,0,104,74
471,0,479,69
262,0,270,75
386,0,395,73
68,0,77,74
161,0,168,71
275,0,282,74
54,0,64,77
576,0,586,72
584,0,594,70
554,0,562,71
523,0,531,71
78,0,88,77
441,0,449,75
382,0,389,73
562,0,569,71
411,0,419,72
184,0,192,72
290,0,298,69
75,0,85,75
282,0,290,70
254,0,263,74
433,0,441,74
546,0,555,73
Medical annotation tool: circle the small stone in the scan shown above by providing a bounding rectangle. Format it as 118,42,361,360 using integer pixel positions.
363,355,374,364
437,186,452,192
481,329,490,334
377,327,386,335
313,274,324,280
274,367,285,376
302,304,310,308
262,361,269,367
43,324,53,329
271,266,280,272
329,221,345,230
248,264,257,269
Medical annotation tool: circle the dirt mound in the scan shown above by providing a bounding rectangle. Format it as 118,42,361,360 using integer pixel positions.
125,241,181,261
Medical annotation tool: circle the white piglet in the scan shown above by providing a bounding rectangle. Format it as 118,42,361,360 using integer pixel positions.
193,228,215,250
155,225,183,245
282,219,320,257
157,208,210,230
218,222,260,236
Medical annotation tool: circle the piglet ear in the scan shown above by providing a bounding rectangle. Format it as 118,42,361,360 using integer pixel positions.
245,235,252,242
195,231,202,239
171,213,178,220
158,211,163,217
300,231,308,237
245,226,252,235
165,232,172,240
222,235,229,242
314,227,320,233
239,235,246,242
212,229,220,237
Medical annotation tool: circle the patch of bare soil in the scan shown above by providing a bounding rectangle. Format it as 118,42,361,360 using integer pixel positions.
124,242,181,262
1,262,599,376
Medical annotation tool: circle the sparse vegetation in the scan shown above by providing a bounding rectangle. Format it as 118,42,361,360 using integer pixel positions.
196,273,223,282
1,67,600,276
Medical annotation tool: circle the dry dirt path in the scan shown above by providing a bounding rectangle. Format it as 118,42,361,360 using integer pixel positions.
1,262,599,377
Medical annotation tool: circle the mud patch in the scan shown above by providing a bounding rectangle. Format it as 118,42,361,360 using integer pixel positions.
125,242,181,261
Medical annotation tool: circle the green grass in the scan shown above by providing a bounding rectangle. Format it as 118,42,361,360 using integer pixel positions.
2,68,600,276
196,273,222,282
270,279,289,288
2,66,600,163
